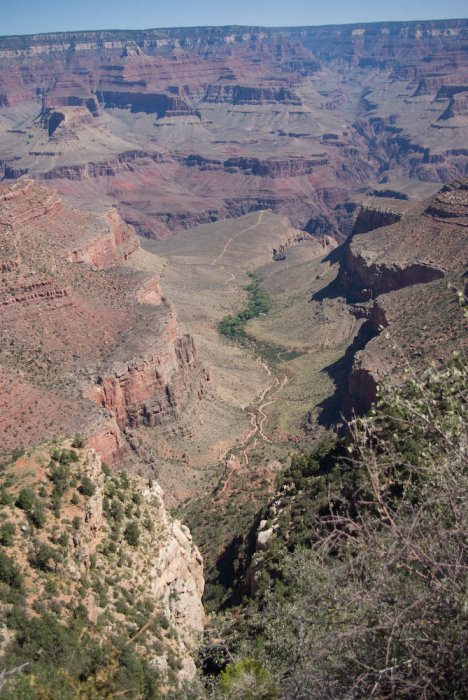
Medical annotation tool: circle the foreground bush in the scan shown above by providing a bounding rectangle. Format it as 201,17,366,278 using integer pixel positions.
213,355,467,698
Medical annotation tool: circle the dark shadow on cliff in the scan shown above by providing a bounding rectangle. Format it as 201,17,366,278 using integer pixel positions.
312,244,347,302
316,317,379,428
211,510,263,610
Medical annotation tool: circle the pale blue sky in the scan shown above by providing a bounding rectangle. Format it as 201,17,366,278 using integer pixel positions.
0,0,466,36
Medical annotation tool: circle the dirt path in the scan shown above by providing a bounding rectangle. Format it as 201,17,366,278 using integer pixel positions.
238,356,288,463
258,374,289,441
212,355,285,501
210,211,264,267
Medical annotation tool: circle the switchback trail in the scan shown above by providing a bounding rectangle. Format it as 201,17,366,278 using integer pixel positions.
213,355,284,501
210,211,264,267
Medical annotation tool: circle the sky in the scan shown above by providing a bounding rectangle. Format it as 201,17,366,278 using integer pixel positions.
0,0,466,36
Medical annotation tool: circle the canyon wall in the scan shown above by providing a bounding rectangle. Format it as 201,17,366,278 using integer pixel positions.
0,20,465,240
0,179,207,463
335,179,468,415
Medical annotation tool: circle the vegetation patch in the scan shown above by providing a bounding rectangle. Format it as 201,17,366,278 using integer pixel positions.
201,354,467,699
218,273,270,340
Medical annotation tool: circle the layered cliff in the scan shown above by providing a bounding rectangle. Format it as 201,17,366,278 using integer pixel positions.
0,180,207,462
335,179,468,414
0,19,465,241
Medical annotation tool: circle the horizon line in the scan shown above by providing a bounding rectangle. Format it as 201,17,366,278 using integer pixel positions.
1,16,467,41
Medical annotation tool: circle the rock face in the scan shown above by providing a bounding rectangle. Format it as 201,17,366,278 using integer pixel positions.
151,515,205,672
335,179,468,415
0,20,466,240
96,90,199,117
67,208,140,269
86,317,205,433
203,85,303,105
350,204,403,236
0,440,205,683
0,179,207,462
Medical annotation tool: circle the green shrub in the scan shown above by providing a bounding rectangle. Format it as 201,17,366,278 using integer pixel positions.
49,462,70,495
29,501,46,529
0,487,13,505
219,273,270,340
216,355,467,699
71,434,85,449
218,659,280,699
124,522,140,547
29,543,62,572
0,551,23,589
79,476,96,497
15,488,36,512
11,447,25,462
0,521,16,546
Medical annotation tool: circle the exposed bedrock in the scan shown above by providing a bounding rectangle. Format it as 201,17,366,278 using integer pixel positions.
86,314,209,434
85,416,128,465
68,209,140,268
96,90,200,117
339,248,444,302
33,150,167,181
323,180,468,421
0,179,62,225
40,105,95,137
202,85,302,105
341,301,388,416
438,91,468,121
351,205,402,236
179,154,328,177
0,179,208,467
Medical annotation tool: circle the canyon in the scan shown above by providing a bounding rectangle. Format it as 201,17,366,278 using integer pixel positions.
0,179,208,464
0,18,467,694
0,20,466,241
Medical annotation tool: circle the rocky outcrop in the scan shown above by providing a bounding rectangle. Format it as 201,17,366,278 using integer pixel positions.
34,150,167,181
0,440,205,684
203,85,302,104
222,155,328,177
438,90,468,121
96,90,199,117
351,204,402,236
68,209,139,269
424,178,468,224
40,105,95,137
85,308,208,436
137,275,163,305
0,180,207,464
151,513,204,676
0,180,62,225
334,180,468,416
178,153,328,177
0,276,71,307
338,249,445,302
85,416,127,465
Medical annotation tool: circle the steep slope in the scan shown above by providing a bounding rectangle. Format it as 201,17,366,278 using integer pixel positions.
0,440,204,692
0,180,208,462
334,178,468,414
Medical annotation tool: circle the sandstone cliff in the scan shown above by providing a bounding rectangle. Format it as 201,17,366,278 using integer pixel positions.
0,180,207,463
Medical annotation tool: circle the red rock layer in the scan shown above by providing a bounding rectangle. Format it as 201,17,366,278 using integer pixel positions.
0,179,207,463
336,179,468,415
